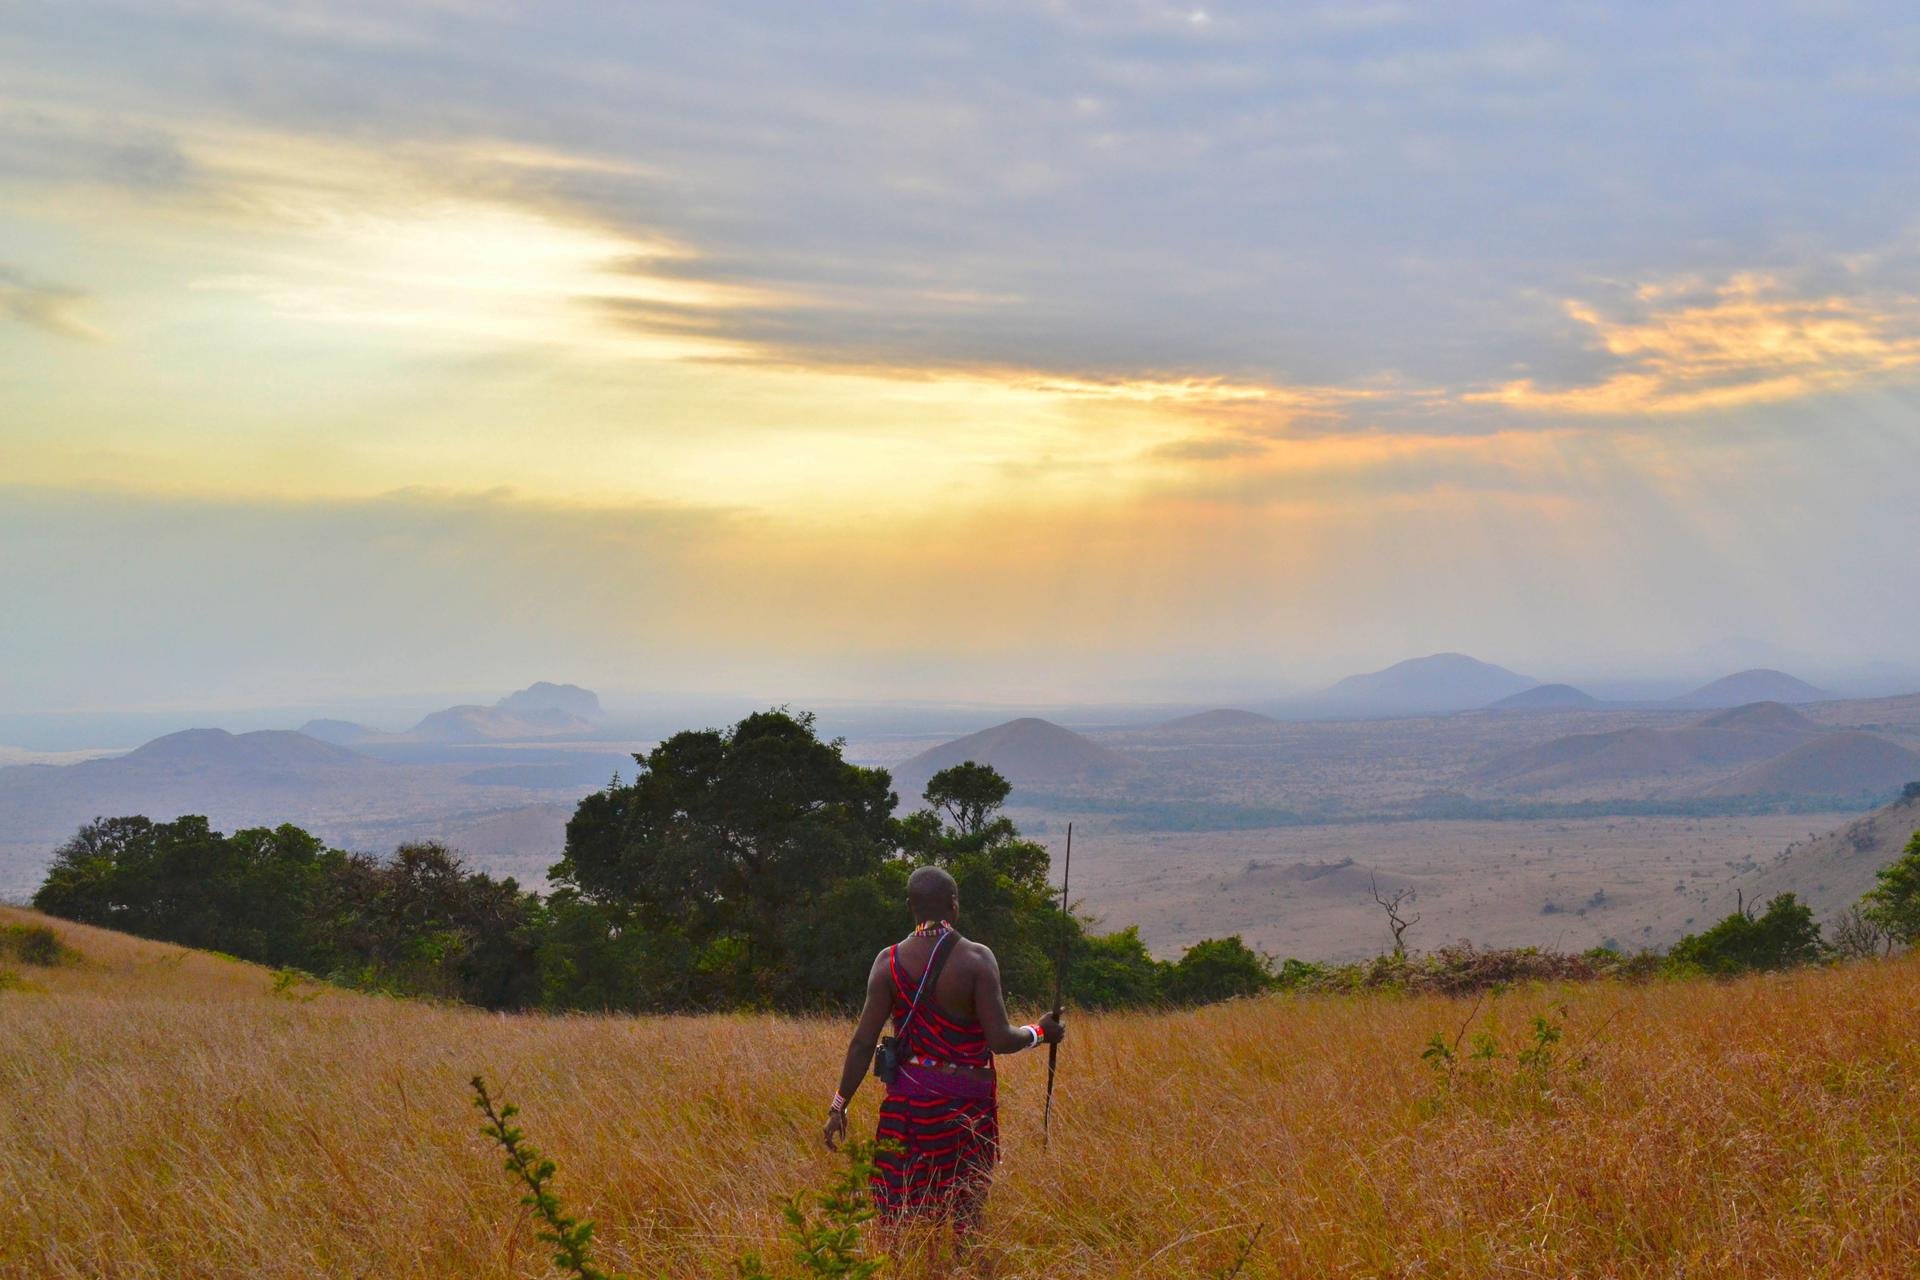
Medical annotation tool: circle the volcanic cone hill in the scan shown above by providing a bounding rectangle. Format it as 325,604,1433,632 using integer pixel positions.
117,728,369,772
1674,669,1833,708
1693,701,1817,734
889,717,1137,803
1489,683,1602,711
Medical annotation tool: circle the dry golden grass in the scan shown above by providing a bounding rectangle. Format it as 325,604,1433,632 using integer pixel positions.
3,902,1919,1278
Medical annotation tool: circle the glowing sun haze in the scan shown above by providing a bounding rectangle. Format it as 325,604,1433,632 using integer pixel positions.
3,2,1918,710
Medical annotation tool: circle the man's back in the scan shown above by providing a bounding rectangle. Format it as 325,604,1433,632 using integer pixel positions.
884,931,991,1027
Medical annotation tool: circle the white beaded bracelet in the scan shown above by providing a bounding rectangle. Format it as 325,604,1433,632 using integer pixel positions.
830,1091,848,1113
1022,1023,1044,1049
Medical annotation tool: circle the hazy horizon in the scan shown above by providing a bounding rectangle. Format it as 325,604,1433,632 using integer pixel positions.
6,3,1920,714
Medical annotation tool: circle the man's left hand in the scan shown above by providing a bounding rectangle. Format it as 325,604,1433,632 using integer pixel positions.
823,1107,848,1151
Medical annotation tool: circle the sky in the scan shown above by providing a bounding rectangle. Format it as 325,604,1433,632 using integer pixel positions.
4,1,1919,712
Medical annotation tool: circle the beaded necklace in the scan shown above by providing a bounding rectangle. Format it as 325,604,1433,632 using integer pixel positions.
910,919,953,938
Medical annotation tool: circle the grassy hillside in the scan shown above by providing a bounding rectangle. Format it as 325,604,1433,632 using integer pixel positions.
3,905,1920,1277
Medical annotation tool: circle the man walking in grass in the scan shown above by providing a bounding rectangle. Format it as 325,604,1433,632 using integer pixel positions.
823,866,1065,1230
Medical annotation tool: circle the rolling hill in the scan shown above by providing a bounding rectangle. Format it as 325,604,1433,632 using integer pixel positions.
118,728,369,772
889,717,1136,802
1674,669,1833,708
1706,732,1920,801
1488,683,1601,711
1719,788,1920,922
1693,701,1816,734
1473,703,1816,794
1320,653,1536,715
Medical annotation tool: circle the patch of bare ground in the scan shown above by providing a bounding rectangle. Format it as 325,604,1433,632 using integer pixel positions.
1055,814,1859,961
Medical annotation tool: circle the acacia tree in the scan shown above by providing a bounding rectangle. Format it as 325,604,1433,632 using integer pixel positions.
923,761,1013,839
896,763,1064,1001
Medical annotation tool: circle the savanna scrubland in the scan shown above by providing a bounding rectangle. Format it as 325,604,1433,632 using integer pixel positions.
5,904,1920,1279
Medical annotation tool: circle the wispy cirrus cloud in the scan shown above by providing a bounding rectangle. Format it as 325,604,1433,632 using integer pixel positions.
0,265,100,340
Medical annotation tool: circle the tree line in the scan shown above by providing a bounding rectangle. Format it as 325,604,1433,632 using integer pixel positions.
31,710,1272,1011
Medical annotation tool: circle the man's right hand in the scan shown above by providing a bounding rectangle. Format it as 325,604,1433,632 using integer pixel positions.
823,1107,848,1151
1039,1010,1066,1046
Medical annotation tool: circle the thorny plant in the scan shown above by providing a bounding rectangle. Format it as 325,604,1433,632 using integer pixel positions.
472,1075,621,1280
471,1076,888,1280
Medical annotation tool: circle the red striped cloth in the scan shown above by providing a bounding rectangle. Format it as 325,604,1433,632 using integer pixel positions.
870,938,997,1227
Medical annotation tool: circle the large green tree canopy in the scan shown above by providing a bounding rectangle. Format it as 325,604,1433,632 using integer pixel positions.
548,709,903,1005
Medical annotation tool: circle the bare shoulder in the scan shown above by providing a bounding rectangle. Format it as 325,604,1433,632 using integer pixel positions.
960,937,998,973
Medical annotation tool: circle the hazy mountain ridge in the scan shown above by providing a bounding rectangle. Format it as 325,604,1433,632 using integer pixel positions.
495,681,601,718
8,670,1919,923
300,682,603,746
0,689,621,898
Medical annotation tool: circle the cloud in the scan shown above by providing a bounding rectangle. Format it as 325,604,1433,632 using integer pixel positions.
1470,274,1920,416
0,266,100,340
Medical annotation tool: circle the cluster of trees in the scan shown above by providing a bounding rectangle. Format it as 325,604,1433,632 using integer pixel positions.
33,710,1273,1012
34,815,540,1007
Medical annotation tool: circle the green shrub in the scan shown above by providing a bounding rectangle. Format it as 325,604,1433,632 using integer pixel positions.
1069,926,1167,1007
1275,957,1327,989
0,924,71,967
1165,935,1272,1005
1668,893,1827,975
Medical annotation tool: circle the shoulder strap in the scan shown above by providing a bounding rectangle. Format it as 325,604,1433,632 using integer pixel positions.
898,931,957,1042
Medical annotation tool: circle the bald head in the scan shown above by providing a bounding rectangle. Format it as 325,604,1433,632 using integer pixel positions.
906,865,959,924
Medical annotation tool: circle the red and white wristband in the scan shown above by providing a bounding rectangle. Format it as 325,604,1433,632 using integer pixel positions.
1020,1023,1045,1050
829,1090,848,1114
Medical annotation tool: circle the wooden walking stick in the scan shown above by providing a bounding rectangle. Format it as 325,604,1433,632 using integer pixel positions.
1042,821,1072,1147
